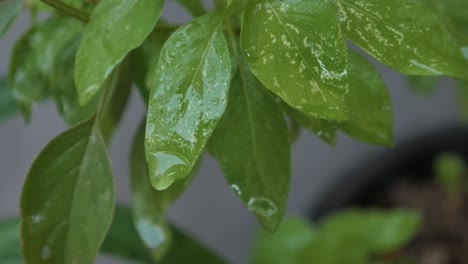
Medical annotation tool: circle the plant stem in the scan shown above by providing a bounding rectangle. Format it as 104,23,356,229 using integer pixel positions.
40,0,90,23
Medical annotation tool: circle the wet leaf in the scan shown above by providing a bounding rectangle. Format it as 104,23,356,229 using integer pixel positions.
0,78,18,121
250,218,317,264
132,27,173,103
103,205,226,264
211,35,290,231
338,51,393,146
21,117,114,264
174,0,206,17
131,120,200,260
0,0,22,38
241,0,349,121
145,11,231,190
0,218,22,264
8,15,82,119
75,0,164,105
337,0,468,80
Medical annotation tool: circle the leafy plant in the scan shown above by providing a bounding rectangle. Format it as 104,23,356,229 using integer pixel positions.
250,209,422,264
0,0,467,263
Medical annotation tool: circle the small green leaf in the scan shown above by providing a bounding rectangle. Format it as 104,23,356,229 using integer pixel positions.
434,152,466,194
103,205,226,264
242,0,349,120
211,36,290,231
337,0,468,79
0,218,22,264
173,0,206,16
338,51,393,146
320,209,422,255
0,78,18,121
132,27,173,103
145,11,231,190
21,117,115,264
9,15,82,119
75,0,164,105
250,218,317,264
131,120,200,260
0,0,22,38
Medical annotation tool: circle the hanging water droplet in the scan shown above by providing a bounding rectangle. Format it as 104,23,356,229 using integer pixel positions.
247,197,278,218
148,151,189,190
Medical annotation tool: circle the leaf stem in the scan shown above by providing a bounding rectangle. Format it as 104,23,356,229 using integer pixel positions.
39,0,90,23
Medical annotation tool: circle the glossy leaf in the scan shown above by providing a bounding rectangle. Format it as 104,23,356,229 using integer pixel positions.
0,0,22,38
131,120,200,260
242,0,349,120
211,36,290,231
339,51,393,146
103,205,226,264
320,209,422,255
145,11,231,190
132,27,173,103
9,15,82,118
250,217,317,264
337,0,468,80
75,0,164,105
0,218,22,264
21,118,114,264
174,0,206,17
0,78,18,121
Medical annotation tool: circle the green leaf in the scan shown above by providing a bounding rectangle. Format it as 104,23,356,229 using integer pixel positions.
132,27,173,103
0,77,18,121
241,0,349,121
0,218,22,264
434,152,466,194
8,15,82,119
173,0,206,17
75,0,164,105
288,108,337,146
145,11,231,190
131,120,200,260
320,209,422,255
0,0,22,38
211,34,290,231
103,205,226,264
20,117,115,264
338,51,393,146
250,217,317,264
337,0,468,80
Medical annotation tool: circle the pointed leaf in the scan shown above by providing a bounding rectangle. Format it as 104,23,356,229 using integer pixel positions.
211,38,290,231
0,0,22,38
8,15,82,118
145,11,231,190
337,0,468,79
241,0,349,120
339,51,393,146
21,118,115,264
173,0,206,17
75,0,164,105
0,78,18,121
131,120,200,260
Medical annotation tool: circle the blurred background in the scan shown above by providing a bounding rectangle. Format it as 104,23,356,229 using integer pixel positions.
0,1,462,263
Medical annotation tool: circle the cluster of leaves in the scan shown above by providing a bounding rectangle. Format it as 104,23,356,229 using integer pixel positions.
250,209,422,264
0,0,467,263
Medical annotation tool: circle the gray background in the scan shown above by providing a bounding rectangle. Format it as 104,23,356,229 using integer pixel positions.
0,2,460,263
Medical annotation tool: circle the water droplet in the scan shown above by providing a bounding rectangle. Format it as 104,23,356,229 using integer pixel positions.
135,219,166,250
148,151,189,190
247,197,278,218
231,184,242,196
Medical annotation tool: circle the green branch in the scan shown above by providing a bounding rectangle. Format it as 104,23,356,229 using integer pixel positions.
40,0,90,23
